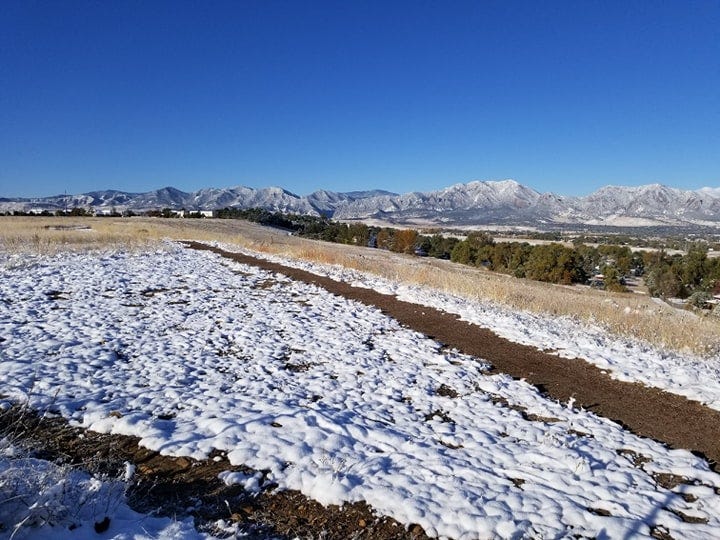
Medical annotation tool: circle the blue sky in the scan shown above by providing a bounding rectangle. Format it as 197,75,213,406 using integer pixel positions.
1,0,718,198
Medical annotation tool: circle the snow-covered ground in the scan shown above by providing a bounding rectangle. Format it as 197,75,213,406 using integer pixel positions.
1,244,720,539
216,242,720,411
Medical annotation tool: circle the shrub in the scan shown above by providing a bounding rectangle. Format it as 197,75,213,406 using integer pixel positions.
602,266,628,293
687,291,712,309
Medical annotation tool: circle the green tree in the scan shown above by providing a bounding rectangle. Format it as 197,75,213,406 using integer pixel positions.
573,244,601,279
427,235,457,259
508,243,533,278
490,243,514,273
602,265,628,293
347,223,370,246
475,244,496,268
467,232,495,249
646,264,684,298
450,240,475,265
630,252,645,276
69,207,90,217
682,247,707,291
524,243,583,284
598,245,632,275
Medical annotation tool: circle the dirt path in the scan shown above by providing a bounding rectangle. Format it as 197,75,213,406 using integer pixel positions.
185,241,720,471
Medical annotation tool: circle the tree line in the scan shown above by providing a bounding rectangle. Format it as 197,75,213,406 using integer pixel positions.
215,208,720,302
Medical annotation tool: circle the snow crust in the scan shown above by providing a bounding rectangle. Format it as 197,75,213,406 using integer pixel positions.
2,244,720,538
223,243,720,411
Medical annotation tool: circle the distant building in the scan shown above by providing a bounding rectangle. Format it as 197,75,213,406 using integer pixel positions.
181,210,215,218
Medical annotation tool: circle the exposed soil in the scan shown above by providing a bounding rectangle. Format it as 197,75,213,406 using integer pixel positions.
185,241,720,471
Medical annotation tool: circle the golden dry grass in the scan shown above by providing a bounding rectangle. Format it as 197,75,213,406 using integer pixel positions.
0,216,251,254
2,216,718,356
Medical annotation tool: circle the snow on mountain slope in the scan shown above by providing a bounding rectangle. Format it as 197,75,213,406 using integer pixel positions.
698,187,720,198
305,189,398,215
572,184,720,224
333,181,720,226
0,186,395,217
332,180,570,225
131,186,190,208
2,180,719,227
332,180,542,219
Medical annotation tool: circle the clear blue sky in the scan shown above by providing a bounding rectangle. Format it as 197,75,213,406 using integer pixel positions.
1,0,718,198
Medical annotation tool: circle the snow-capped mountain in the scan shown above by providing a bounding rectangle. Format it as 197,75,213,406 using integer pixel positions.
305,189,396,216
0,186,397,217
333,180,720,227
562,184,720,226
2,180,719,227
333,180,564,224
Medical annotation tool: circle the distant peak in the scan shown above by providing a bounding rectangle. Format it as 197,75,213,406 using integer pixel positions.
491,179,520,186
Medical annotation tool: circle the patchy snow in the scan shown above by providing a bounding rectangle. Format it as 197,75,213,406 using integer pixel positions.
0,441,210,540
1,244,720,538
217,242,720,411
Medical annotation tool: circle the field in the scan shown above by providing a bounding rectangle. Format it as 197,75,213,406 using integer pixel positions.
2,217,720,539
2,217,719,357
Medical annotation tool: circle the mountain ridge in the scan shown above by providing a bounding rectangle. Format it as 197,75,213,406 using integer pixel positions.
2,181,719,228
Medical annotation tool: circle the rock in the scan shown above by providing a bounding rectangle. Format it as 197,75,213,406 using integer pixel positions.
94,516,111,533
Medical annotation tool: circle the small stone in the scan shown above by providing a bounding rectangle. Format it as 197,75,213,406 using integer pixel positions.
94,516,111,533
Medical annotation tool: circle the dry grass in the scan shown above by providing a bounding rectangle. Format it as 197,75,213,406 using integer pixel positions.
0,217,160,254
2,216,718,356
0,216,248,255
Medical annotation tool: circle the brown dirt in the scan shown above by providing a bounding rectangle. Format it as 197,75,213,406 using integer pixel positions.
185,241,720,471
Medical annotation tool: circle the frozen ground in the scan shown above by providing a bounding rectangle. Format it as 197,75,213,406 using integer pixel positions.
1,244,720,539
216,242,720,411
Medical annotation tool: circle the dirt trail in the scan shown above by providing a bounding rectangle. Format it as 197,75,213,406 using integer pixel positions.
185,241,720,470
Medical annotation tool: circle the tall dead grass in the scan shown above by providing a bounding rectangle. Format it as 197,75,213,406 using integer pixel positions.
0,217,157,254
0,216,242,255
2,216,718,356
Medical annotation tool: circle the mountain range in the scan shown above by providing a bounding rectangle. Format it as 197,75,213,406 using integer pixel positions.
2,180,720,228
